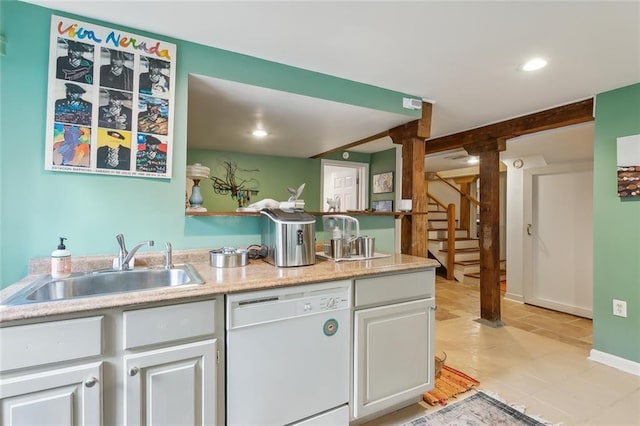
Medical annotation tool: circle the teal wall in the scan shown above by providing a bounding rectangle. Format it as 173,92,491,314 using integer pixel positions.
187,149,322,212
0,1,419,287
592,82,640,363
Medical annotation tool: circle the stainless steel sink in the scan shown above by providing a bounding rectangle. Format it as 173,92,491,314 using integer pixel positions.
2,264,205,306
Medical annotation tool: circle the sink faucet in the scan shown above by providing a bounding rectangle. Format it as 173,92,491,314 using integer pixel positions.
163,242,173,269
115,234,154,270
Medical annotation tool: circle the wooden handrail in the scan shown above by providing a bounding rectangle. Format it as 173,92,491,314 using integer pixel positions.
434,173,480,207
426,191,447,211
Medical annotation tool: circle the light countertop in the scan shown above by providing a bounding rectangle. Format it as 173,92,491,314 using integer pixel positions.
0,249,439,323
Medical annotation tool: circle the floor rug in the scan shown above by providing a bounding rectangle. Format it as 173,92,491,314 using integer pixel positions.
406,391,548,426
423,364,480,406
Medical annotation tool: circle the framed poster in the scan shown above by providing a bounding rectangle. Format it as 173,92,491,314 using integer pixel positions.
45,15,177,178
372,171,393,193
617,134,640,197
372,200,393,212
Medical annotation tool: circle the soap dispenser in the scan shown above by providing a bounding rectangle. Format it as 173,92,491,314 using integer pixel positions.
51,237,71,278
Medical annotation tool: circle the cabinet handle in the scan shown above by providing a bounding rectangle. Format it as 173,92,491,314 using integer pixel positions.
527,224,532,236
84,377,98,388
129,367,139,377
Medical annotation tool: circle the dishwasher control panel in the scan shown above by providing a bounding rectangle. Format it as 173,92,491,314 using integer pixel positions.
299,292,349,314
227,281,352,329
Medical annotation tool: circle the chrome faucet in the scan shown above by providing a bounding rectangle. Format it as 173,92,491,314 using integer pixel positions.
115,234,154,270
163,242,173,269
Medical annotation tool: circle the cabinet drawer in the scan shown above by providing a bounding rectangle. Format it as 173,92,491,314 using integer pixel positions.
354,269,434,307
0,316,103,372
123,299,217,350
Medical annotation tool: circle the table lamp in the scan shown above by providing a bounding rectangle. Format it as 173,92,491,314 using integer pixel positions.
186,163,210,212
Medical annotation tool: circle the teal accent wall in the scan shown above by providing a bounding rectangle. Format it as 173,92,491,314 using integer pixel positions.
0,1,418,287
370,148,397,209
187,149,321,212
593,82,640,363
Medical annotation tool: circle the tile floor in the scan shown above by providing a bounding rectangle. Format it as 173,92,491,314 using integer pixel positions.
364,276,640,426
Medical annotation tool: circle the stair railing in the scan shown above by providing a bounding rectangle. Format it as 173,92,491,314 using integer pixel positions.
427,191,456,279
434,173,480,207
429,175,480,280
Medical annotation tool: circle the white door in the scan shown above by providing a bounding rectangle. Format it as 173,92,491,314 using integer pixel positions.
0,362,102,426
353,298,435,419
524,163,593,318
124,339,217,426
321,160,369,212
325,165,357,211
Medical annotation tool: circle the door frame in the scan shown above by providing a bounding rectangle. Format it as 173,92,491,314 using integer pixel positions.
320,159,369,211
523,161,593,318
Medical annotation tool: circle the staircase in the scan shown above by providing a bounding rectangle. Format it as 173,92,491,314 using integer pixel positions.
426,202,506,286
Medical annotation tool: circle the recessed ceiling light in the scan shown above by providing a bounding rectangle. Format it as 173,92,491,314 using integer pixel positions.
520,58,548,72
252,129,268,138
467,157,479,165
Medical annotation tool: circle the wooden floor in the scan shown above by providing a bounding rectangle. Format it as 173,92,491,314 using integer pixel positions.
436,275,593,350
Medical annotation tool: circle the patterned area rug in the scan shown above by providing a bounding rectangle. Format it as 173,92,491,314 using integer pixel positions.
423,364,480,406
405,391,549,425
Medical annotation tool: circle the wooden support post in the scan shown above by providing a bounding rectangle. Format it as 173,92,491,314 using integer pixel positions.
454,177,475,232
466,139,504,326
391,101,432,257
446,203,456,280
400,138,427,256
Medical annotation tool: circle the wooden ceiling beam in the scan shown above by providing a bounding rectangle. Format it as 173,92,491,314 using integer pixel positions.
309,130,389,159
424,98,594,154
389,101,433,144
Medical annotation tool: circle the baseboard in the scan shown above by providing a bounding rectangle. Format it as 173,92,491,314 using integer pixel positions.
589,349,640,376
503,292,524,302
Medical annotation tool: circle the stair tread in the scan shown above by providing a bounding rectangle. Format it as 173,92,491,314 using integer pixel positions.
454,260,481,266
440,247,479,253
430,237,477,242
464,269,507,279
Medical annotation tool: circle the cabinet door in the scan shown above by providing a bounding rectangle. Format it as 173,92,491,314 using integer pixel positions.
124,339,216,426
0,362,102,426
353,298,435,419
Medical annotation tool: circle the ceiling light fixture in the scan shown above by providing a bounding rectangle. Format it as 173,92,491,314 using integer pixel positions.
252,129,268,138
520,57,548,72
467,157,479,165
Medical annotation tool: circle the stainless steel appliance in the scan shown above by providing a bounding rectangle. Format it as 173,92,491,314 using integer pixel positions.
226,281,351,425
261,208,316,267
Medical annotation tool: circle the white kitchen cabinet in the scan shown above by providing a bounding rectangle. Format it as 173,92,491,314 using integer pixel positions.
121,299,221,426
0,299,223,426
123,339,217,426
0,316,104,425
0,362,102,425
352,269,436,421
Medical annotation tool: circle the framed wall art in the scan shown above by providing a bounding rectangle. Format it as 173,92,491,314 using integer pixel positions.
372,171,393,194
617,134,640,197
45,15,177,178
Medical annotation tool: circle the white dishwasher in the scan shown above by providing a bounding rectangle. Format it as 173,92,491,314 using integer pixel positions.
226,280,351,426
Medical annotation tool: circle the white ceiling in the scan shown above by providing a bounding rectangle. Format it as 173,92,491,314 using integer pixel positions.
28,1,639,169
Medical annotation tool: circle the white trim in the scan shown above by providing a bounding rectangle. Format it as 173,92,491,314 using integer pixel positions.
589,349,640,376
503,292,524,303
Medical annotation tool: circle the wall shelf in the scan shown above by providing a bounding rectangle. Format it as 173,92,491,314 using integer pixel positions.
186,211,427,218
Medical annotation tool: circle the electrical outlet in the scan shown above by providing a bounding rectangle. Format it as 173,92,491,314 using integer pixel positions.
613,299,627,318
